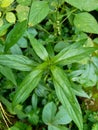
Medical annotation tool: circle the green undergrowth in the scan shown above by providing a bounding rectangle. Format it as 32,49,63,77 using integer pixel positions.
0,0,98,130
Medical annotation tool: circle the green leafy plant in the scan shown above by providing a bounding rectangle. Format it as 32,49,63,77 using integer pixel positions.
0,0,98,130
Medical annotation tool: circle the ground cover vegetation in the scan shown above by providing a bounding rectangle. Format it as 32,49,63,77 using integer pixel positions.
0,0,98,130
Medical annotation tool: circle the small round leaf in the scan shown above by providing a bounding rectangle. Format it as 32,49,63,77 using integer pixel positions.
6,12,16,23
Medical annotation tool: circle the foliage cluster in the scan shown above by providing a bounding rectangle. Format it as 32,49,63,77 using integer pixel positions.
0,0,98,130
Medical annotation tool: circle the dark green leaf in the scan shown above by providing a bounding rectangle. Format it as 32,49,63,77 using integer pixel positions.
5,20,27,51
29,1,49,26
51,66,83,130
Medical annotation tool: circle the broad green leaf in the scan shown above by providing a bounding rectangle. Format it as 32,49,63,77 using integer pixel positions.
48,125,68,130
5,20,27,51
13,67,43,106
28,33,49,61
0,55,35,71
0,65,17,85
82,0,98,11
42,102,72,126
65,0,82,10
51,66,83,130
65,0,98,11
74,12,98,34
42,102,57,124
54,106,72,125
29,1,49,26
6,12,16,23
52,46,95,66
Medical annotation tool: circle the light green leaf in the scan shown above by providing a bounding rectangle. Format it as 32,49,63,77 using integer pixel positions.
52,45,95,66
0,55,35,71
0,18,3,27
17,37,28,48
5,20,27,51
13,67,43,106
92,123,98,130
51,66,83,130
42,102,57,125
29,1,49,26
48,125,68,130
0,0,14,8
92,56,98,70
82,0,98,11
31,93,38,110
16,0,31,6
28,33,49,61
74,12,98,34
65,0,98,11
78,63,97,87
6,12,16,23
0,65,17,85
16,5,29,22
0,23,11,36
71,83,90,98
10,44,22,55
54,106,72,125
65,0,82,10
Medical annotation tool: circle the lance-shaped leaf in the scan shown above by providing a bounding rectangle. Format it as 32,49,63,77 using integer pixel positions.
0,55,35,71
13,67,43,107
28,33,49,61
51,66,83,130
52,46,95,66
0,65,17,85
29,1,49,26
5,20,27,51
